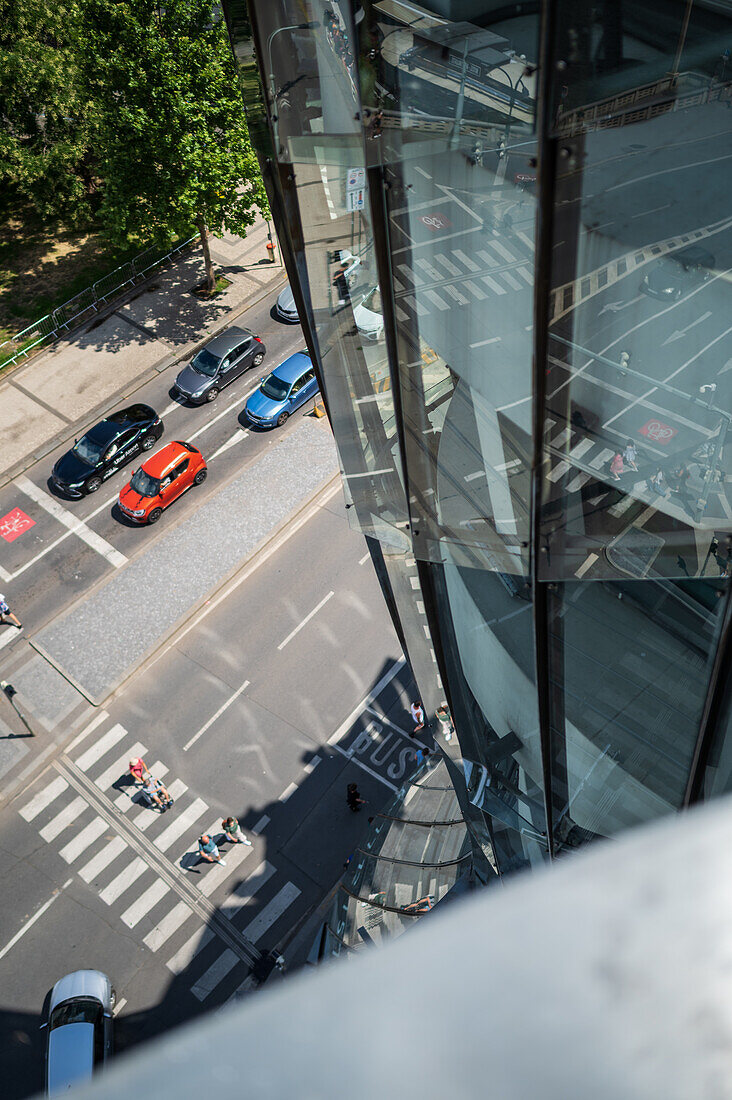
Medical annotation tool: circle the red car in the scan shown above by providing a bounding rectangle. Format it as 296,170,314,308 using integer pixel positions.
118,440,207,524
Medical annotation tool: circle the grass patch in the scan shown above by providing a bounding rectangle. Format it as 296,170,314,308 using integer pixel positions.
191,274,232,299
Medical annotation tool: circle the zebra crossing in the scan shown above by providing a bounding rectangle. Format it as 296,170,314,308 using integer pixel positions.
393,235,534,321
17,714,306,1004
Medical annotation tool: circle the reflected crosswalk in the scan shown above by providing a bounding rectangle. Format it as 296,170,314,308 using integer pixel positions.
393,239,535,317
16,716,308,1005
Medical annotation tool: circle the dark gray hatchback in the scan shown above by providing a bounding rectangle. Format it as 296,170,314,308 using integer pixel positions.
173,326,266,404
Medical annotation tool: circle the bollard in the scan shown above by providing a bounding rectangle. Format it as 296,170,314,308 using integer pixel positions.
312,401,326,418
266,240,276,263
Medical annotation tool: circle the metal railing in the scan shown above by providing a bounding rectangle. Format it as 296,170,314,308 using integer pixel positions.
0,233,197,372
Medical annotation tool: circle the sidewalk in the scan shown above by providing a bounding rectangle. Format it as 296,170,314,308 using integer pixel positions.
0,217,286,488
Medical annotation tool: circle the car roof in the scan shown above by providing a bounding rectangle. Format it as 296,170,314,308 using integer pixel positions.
197,327,252,357
140,441,193,478
47,1023,95,1092
271,352,312,384
107,404,155,425
50,970,110,1012
674,246,715,266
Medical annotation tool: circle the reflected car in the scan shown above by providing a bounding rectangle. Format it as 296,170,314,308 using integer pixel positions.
641,246,715,300
173,326,266,404
275,252,362,323
353,286,384,342
44,969,114,1095
51,404,163,498
118,440,207,524
244,351,320,428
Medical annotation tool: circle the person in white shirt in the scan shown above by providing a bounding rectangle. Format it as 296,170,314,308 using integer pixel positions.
410,700,425,734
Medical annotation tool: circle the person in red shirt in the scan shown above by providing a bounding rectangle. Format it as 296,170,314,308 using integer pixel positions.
610,453,624,481
128,757,148,783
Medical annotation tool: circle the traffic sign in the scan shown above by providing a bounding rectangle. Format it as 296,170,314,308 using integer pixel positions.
346,188,365,212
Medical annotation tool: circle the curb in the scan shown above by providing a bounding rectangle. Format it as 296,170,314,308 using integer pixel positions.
0,263,287,493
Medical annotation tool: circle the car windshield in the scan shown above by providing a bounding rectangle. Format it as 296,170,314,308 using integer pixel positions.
73,435,106,466
261,374,291,400
191,348,221,377
130,468,161,497
50,999,102,1030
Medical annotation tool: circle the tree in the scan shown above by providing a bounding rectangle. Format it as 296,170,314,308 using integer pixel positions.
0,0,98,222
83,0,266,290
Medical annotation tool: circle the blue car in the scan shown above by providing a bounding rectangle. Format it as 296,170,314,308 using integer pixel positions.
245,351,320,428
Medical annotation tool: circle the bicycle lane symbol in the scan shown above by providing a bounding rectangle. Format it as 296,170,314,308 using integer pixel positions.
419,212,452,233
0,508,36,543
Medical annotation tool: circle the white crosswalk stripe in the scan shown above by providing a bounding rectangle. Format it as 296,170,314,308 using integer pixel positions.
79,837,127,883
489,240,517,263
121,880,170,928
39,797,87,842
99,857,147,905
452,249,480,271
166,928,214,975
422,289,449,311
59,817,108,864
433,253,461,276
501,271,523,291
220,861,276,920
20,776,68,821
190,949,240,1001
154,798,208,853
566,472,593,492
477,249,499,268
480,275,507,295
95,743,148,793
143,901,193,952
242,883,301,945
75,724,126,772
132,777,186,832
589,447,615,470
464,280,487,300
198,840,255,898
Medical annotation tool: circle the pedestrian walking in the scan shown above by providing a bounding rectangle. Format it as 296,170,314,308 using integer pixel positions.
128,756,148,783
649,468,669,498
221,817,252,845
346,783,365,812
414,745,429,767
610,453,624,481
333,263,351,306
435,703,453,741
0,594,22,629
623,440,638,471
198,834,226,865
410,700,425,734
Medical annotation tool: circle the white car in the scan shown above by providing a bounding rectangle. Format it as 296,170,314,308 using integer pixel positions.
353,287,384,342
44,970,115,1094
275,250,362,323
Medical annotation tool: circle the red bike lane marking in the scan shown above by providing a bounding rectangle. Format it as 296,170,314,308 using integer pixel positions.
0,508,36,543
638,419,678,445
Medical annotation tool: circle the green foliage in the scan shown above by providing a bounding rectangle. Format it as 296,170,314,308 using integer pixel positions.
83,0,266,252
0,0,98,222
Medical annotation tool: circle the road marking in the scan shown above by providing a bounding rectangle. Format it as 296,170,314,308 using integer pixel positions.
566,472,592,492
113,998,127,1016
575,553,599,579
304,756,321,774
251,815,269,835
0,880,71,962
502,271,522,290
220,862,276,920
15,476,127,569
423,289,450,311
277,591,334,651
414,166,432,180
209,430,250,460
328,658,407,746
568,438,594,461
661,310,712,345
132,778,187,832
191,949,240,1001
279,781,298,802
469,337,501,348
166,928,214,975
547,460,571,483
452,249,480,272
465,470,485,482
75,724,126,772
476,249,498,268
480,275,507,295
608,495,635,517
589,448,615,470
187,390,258,444
39,796,87,842
243,883,301,945
143,900,192,952
4,491,119,581
332,742,399,791
0,564,11,582
183,680,250,752
495,459,521,472
198,841,254,898
96,743,148,794
59,816,108,863
121,879,170,928
464,280,488,300
78,836,127,883
99,856,147,905
358,552,370,565
154,797,208,852
19,776,69,821
0,628,18,652
66,711,110,753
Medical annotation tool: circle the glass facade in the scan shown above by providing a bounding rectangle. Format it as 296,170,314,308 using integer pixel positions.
223,0,732,875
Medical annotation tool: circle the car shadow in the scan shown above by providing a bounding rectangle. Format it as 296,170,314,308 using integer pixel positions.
270,304,298,325
110,503,146,529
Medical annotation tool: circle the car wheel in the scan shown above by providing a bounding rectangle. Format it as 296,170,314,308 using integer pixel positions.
141,434,156,450
252,352,265,367
205,387,219,402
85,476,103,494
194,468,207,485
147,508,163,525
276,411,289,427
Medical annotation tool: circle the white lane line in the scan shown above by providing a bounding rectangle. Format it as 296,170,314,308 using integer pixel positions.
476,249,498,268
516,266,534,284
490,240,517,263
220,861,276,920
183,680,250,752
19,776,69,821
465,470,485,482
327,658,406,746
251,815,269,835
243,883,301,945
99,856,147,905
166,928,214,975
433,253,461,276
304,756,321,774
279,781,298,802
469,337,501,348
0,880,72,962
121,879,170,929
96,743,148,794
39,796,87,842
143,901,192,952
198,841,254,898
154,798,208,852
575,553,599,579
358,552,370,565
277,591,334,651
15,475,127,569
75,724,126,773
414,166,432,179
78,837,127,883
332,742,399,791
59,817,108,864
517,231,534,249
66,711,110,753
0,564,11,582
191,949,240,1001
187,390,257,444
5,491,118,581
209,430,250,460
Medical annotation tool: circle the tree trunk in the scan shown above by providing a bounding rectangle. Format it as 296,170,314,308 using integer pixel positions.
197,217,215,293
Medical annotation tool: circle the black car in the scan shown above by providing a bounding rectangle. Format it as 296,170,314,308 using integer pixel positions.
173,326,267,404
642,246,715,300
52,404,164,498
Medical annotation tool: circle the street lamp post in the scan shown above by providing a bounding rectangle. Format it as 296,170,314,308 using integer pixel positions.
266,22,319,154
